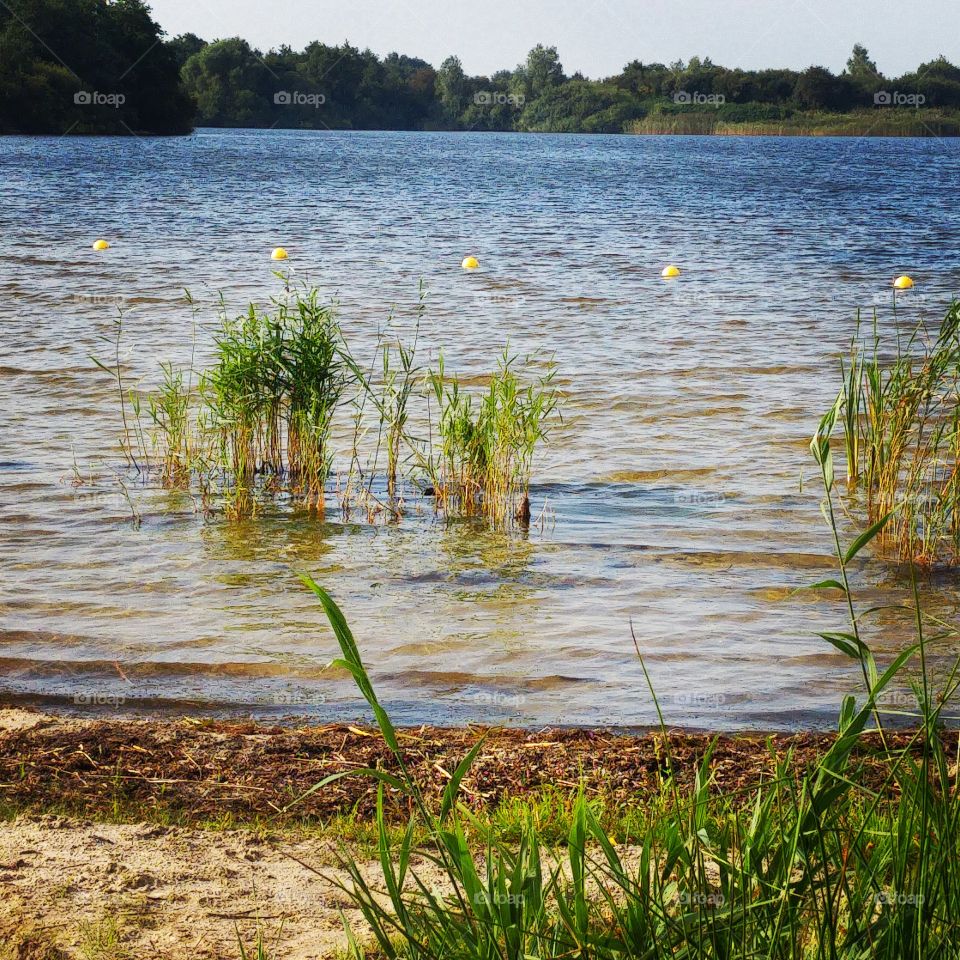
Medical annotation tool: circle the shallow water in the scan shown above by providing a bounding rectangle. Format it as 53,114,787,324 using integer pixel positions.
2,129,960,728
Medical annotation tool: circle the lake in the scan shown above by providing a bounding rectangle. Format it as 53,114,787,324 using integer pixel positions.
2,129,960,728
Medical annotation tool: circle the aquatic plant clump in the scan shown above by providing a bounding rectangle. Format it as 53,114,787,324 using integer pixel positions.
97,286,561,526
427,350,560,527
839,301,960,566
202,289,350,516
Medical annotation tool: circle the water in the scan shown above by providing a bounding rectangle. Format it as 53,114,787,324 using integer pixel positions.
2,129,960,729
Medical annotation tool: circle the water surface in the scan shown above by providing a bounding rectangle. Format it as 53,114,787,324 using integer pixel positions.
2,130,960,728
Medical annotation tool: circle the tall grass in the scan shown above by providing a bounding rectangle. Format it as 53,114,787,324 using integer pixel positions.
427,350,559,527
99,285,560,527
840,302,960,566
92,308,145,474
148,362,194,487
296,395,960,958
628,109,960,137
201,289,350,516
344,282,428,512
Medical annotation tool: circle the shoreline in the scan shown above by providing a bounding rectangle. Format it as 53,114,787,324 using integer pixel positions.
0,706,921,827
0,708,943,958
6,112,960,139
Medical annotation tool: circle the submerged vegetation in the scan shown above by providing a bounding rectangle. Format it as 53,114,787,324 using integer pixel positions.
294,412,960,959
98,284,560,528
838,302,960,567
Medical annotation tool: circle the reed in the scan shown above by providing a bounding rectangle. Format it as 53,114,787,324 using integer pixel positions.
147,362,194,487
839,302,960,566
297,415,960,958
284,289,350,508
381,289,425,503
428,349,559,527
199,288,349,517
92,308,147,474
346,282,428,509
99,285,559,527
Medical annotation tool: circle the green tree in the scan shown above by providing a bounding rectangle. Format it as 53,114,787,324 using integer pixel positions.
794,65,855,111
435,55,467,123
181,38,275,126
0,0,194,134
167,33,207,70
844,43,883,102
846,43,879,80
896,57,960,107
521,44,565,100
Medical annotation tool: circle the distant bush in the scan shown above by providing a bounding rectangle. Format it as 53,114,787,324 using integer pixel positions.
5,20,960,137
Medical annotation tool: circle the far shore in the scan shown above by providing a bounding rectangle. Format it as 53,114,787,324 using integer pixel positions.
630,107,960,137
6,108,960,139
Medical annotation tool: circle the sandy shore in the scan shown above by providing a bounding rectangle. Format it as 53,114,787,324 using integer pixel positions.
0,706,921,958
1,817,378,958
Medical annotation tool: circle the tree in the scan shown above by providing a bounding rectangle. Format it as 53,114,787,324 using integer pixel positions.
897,57,960,107
523,44,565,99
181,38,274,126
518,79,642,133
0,0,194,134
167,33,207,70
846,44,879,79
435,55,467,124
794,65,856,111
844,44,883,102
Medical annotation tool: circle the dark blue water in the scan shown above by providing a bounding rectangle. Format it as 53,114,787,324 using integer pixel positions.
1,129,959,728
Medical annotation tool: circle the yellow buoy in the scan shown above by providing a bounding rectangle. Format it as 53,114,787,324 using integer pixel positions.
893,275,914,290
461,256,479,270
92,239,110,251
661,264,680,278
271,247,289,261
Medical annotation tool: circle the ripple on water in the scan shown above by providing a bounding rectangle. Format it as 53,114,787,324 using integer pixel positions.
1,131,960,727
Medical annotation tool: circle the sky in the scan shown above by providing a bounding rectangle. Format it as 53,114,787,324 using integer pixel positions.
148,0,959,78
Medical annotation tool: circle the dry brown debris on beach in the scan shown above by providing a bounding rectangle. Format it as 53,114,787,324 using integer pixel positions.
0,707,942,959
0,706,918,825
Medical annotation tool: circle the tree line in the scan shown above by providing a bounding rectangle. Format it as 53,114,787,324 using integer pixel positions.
2,0,960,135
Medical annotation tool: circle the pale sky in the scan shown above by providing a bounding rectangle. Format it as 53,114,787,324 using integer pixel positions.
148,0,959,78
